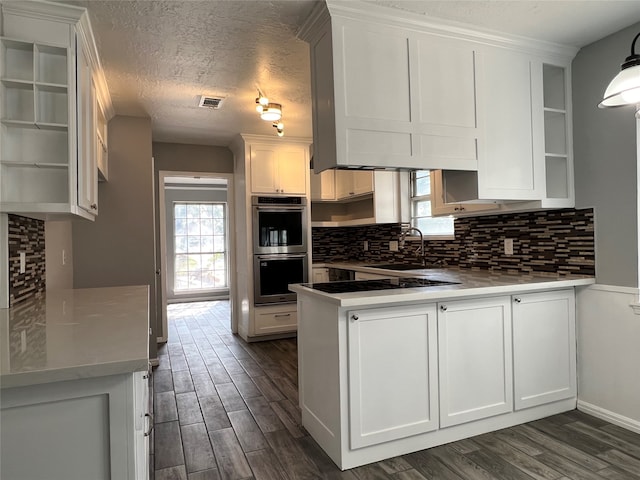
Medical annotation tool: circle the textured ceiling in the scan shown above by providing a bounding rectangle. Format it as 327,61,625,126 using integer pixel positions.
60,0,640,147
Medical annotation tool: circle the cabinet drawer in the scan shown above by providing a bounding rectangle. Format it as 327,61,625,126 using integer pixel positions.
254,308,297,335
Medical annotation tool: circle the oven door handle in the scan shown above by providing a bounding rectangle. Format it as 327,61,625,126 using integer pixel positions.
257,254,307,260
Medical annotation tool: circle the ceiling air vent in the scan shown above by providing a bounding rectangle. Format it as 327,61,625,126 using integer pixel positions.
198,96,224,109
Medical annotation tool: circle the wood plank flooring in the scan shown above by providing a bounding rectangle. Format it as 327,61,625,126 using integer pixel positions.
152,301,640,480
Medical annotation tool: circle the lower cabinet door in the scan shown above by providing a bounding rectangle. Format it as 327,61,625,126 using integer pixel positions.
438,296,513,427
347,304,439,449
512,289,576,410
133,370,150,480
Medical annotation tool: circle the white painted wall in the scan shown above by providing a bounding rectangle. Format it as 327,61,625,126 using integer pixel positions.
576,285,640,432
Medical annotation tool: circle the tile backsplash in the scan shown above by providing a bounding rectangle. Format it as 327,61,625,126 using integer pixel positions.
312,208,595,276
8,214,46,306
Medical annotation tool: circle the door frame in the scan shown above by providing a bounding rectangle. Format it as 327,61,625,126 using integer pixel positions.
157,170,237,342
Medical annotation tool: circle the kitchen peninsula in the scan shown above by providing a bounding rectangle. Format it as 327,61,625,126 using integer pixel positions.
290,268,594,469
0,286,151,480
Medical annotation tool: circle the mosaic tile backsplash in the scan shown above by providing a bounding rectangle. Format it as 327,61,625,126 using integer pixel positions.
312,208,595,276
8,214,46,306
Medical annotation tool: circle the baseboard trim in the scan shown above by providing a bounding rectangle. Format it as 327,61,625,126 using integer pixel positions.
577,400,640,434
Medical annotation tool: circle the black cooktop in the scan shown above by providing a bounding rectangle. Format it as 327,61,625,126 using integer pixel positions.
305,277,459,294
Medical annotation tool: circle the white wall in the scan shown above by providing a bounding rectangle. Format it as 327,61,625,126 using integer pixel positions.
576,285,640,432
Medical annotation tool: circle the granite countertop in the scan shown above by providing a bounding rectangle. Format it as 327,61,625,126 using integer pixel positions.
0,286,150,389
293,263,595,307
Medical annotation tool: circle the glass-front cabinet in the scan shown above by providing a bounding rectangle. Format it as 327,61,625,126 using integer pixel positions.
0,1,110,220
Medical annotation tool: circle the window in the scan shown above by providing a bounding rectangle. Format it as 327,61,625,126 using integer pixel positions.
410,170,454,237
174,202,228,292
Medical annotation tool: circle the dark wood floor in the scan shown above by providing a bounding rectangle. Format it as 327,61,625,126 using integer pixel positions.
151,301,640,480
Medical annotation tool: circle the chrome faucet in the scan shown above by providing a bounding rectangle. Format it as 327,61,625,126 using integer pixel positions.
399,226,424,259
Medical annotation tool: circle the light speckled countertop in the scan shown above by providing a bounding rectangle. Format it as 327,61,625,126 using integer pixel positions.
0,286,150,389
292,264,595,307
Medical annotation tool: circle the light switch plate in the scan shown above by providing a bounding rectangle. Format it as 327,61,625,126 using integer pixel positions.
389,240,399,252
363,241,369,251
19,251,26,273
504,238,514,255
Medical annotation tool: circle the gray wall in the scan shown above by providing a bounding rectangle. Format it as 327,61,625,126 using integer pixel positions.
152,142,234,338
73,116,157,360
573,22,640,288
164,186,229,302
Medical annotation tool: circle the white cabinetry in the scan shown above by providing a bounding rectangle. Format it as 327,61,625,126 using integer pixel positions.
312,266,329,283
437,296,513,427
0,1,111,220
250,143,308,195
296,286,579,470
300,6,480,172
512,289,576,410
347,304,439,448
335,170,373,199
310,169,335,200
430,170,499,217
253,303,298,336
1,370,150,479
441,58,574,209
299,1,576,208
310,171,402,226
230,134,312,341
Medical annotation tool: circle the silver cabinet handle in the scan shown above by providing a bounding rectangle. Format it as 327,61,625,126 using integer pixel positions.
144,413,154,436
351,314,359,321
440,305,447,312
514,297,522,303
274,313,291,318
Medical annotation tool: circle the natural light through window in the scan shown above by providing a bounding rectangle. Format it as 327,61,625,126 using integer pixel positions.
411,170,455,236
174,202,227,291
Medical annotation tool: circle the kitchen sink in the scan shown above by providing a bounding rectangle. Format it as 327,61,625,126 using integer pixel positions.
368,263,429,271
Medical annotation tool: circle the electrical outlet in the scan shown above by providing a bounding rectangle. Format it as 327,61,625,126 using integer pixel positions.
504,238,514,255
363,241,369,251
389,240,399,252
19,251,26,273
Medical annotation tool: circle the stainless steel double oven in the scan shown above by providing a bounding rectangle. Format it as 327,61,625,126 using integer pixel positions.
252,196,308,305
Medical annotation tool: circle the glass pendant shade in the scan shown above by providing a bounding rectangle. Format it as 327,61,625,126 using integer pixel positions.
260,103,282,121
599,64,640,107
599,32,640,108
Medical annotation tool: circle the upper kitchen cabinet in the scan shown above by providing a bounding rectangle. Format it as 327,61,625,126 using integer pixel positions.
299,1,577,208
249,142,309,196
298,2,480,172
441,56,575,208
0,0,113,220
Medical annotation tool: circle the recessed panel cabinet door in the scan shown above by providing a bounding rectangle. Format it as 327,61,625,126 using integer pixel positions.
476,48,544,200
347,304,439,449
512,289,576,410
277,146,307,195
438,296,513,427
250,145,279,194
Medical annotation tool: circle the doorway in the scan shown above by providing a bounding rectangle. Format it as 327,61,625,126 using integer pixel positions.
157,171,236,342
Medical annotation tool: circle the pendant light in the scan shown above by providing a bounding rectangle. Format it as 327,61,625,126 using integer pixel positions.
599,32,640,108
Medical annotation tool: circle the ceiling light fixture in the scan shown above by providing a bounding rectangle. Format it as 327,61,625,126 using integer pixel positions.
260,103,282,122
599,32,640,110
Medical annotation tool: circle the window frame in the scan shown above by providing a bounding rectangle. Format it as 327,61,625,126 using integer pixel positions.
173,201,229,293
408,170,455,240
